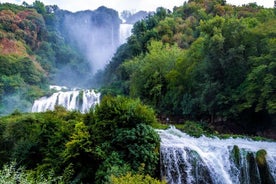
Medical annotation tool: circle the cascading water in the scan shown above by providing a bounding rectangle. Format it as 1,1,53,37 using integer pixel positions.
32,23,131,114
32,88,100,113
158,126,276,184
119,23,133,44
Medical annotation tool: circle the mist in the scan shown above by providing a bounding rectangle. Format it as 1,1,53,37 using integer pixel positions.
61,7,120,72
0,93,32,116
49,5,146,89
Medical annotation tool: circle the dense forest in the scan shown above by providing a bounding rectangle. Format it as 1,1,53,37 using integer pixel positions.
0,96,163,183
0,0,275,183
102,0,276,137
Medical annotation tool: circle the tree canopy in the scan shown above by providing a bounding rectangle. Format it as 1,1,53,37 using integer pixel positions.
102,0,276,134
0,96,160,183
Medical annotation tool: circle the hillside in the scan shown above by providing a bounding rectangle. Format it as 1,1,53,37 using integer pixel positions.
0,2,121,115
102,0,276,137
0,1,275,134
0,3,49,115
0,0,275,183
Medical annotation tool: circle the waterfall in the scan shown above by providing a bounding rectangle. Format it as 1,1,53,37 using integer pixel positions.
32,89,100,113
158,126,276,184
119,23,133,44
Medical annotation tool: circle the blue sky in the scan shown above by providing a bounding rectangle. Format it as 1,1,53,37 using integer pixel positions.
1,0,274,12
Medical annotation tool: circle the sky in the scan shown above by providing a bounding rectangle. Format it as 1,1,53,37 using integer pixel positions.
0,0,274,12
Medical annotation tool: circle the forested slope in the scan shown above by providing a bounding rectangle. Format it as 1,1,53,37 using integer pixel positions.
0,2,120,115
102,0,276,136
0,0,275,183
0,2,87,115
0,3,48,115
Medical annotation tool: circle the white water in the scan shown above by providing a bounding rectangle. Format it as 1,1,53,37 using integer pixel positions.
32,89,100,113
32,24,130,113
49,85,68,91
119,23,133,44
158,126,276,184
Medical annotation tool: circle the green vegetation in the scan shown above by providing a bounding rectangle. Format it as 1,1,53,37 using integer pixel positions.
256,149,267,166
111,172,166,184
256,149,275,184
0,1,111,115
0,0,276,183
0,96,161,183
0,162,62,183
103,0,276,135
0,3,49,115
231,145,240,167
1,0,275,134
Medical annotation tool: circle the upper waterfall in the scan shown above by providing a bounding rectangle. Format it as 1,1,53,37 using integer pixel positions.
158,126,276,184
32,88,100,113
119,23,133,44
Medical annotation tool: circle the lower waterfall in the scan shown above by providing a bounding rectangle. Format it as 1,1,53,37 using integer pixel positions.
158,127,276,184
32,88,100,113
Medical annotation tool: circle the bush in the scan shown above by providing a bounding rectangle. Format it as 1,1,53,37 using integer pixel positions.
92,95,157,142
0,96,160,183
0,162,63,184
178,121,213,137
111,173,166,184
92,96,160,183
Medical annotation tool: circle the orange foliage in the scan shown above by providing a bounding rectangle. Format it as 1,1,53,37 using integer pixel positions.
0,38,27,56
0,8,44,49
17,9,38,20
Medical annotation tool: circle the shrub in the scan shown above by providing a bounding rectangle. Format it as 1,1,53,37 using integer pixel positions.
0,162,63,184
111,173,166,184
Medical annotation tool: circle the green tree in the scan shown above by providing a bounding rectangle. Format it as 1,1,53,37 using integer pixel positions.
91,96,160,183
196,16,256,121
32,1,46,15
112,124,160,175
125,41,184,111
62,121,96,183
165,37,205,116
239,38,276,114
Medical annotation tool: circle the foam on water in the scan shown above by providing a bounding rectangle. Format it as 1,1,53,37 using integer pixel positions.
158,126,276,184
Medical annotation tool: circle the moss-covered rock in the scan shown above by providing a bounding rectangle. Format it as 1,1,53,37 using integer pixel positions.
256,149,275,184
231,145,240,167
256,149,267,166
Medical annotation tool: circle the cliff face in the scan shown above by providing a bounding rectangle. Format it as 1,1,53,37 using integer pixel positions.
54,6,121,73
